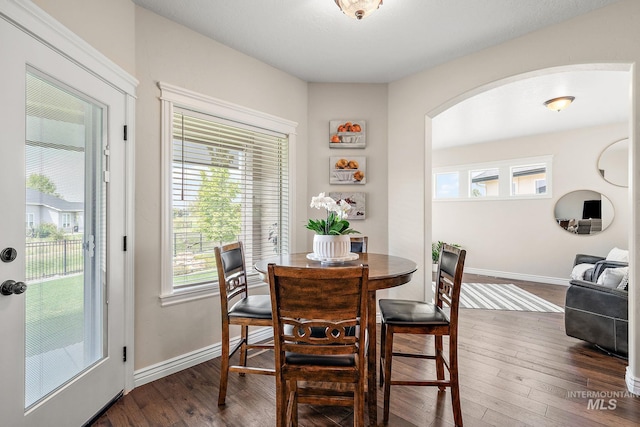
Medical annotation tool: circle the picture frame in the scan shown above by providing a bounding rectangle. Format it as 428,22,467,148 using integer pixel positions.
330,192,366,220
329,119,366,148
330,156,366,185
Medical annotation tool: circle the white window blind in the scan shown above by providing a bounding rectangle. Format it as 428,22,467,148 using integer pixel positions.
171,109,289,290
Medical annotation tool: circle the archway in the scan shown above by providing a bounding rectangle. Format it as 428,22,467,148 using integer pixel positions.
424,63,637,391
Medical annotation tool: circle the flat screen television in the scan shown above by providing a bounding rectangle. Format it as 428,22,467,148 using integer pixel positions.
582,200,602,219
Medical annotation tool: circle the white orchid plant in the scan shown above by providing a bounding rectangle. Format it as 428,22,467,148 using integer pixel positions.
306,192,359,235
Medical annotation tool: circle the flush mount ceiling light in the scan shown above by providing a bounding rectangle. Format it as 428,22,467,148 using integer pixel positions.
544,96,575,112
334,0,383,20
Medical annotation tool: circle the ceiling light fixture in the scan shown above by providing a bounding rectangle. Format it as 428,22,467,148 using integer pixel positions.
544,96,575,112
334,0,383,20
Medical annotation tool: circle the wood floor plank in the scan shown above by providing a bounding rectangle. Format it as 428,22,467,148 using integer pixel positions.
92,274,638,426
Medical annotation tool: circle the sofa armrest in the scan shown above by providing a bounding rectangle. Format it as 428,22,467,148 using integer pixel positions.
574,254,605,266
592,260,628,281
566,279,628,320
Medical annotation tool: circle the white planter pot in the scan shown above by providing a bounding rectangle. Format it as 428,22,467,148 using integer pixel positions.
313,234,351,259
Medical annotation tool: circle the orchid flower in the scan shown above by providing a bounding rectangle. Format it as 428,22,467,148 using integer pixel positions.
306,192,359,235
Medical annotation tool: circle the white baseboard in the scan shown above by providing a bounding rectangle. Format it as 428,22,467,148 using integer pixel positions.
133,316,385,389
464,267,570,286
626,366,640,395
133,327,274,388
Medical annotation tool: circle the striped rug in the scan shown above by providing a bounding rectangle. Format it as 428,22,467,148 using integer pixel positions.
432,282,564,312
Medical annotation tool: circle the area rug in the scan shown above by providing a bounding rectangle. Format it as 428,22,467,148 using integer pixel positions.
459,283,564,312
432,282,564,312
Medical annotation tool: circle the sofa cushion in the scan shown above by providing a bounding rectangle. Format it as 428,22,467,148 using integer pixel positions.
606,247,629,263
596,266,628,289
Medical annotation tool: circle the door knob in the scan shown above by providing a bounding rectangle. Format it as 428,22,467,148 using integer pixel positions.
1,280,27,296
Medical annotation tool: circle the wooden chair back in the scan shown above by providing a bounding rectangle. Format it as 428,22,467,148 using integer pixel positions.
434,244,467,327
350,235,368,253
215,241,248,315
267,263,369,426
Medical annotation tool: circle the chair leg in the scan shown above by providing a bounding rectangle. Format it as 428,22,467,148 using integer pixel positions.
382,325,394,424
449,336,463,426
287,381,298,427
355,377,365,427
239,325,249,368
379,320,386,387
275,376,287,427
218,324,230,406
434,335,445,391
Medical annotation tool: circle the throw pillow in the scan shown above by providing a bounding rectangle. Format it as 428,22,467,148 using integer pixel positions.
596,266,629,289
606,247,629,263
570,263,594,280
617,268,630,291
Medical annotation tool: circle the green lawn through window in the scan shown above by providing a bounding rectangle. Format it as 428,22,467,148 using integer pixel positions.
26,274,84,356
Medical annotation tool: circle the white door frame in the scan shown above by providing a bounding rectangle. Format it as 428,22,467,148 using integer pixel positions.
0,0,137,395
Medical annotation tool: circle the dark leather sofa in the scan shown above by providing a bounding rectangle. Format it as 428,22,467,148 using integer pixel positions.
565,254,628,357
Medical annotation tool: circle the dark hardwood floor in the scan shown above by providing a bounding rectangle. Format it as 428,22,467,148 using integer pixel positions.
93,274,638,426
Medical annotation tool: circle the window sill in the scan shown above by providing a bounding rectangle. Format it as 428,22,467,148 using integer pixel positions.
159,275,268,307
433,193,551,202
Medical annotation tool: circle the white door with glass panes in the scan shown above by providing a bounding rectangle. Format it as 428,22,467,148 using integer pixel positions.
0,10,128,426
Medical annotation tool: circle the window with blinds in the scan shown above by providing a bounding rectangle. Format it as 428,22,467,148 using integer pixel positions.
171,109,289,290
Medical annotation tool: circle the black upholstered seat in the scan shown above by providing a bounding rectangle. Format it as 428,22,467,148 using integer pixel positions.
228,295,272,319
379,299,449,325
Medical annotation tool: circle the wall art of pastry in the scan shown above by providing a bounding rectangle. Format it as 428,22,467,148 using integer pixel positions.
329,192,365,220
330,156,366,185
329,120,366,148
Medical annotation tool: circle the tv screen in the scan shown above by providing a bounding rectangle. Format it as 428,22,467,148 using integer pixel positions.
582,200,602,219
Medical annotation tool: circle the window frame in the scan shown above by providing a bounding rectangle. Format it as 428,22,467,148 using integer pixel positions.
433,155,553,201
159,82,298,306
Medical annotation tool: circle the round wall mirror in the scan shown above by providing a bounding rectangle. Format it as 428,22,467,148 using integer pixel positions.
554,190,614,235
598,137,628,187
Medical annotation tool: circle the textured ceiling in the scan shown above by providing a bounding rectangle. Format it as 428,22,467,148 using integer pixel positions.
131,0,629,147
433,68,631,148
131,0,622,83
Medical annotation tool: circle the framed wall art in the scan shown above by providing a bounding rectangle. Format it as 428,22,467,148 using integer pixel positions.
330,192,366,220
330,156,366,185
329,119,366,148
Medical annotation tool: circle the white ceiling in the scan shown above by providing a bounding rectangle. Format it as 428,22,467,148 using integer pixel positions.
131,0,629,147
433,69,631,149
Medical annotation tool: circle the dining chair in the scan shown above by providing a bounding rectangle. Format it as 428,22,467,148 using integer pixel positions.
350,235,368,253
378,244,466,426
267,263,369,427
215,241,275,406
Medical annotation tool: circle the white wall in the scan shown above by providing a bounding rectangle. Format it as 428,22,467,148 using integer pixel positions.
432,123,628,281
387,0,640,392
33,0,135,75
132,7,308,369
307,83,388,253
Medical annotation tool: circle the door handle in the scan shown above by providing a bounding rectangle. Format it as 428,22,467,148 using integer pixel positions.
1,280,27,296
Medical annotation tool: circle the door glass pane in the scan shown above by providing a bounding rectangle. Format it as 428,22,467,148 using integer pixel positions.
24,71,105,408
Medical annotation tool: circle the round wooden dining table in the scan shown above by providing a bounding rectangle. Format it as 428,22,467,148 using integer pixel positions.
254,252,418,426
